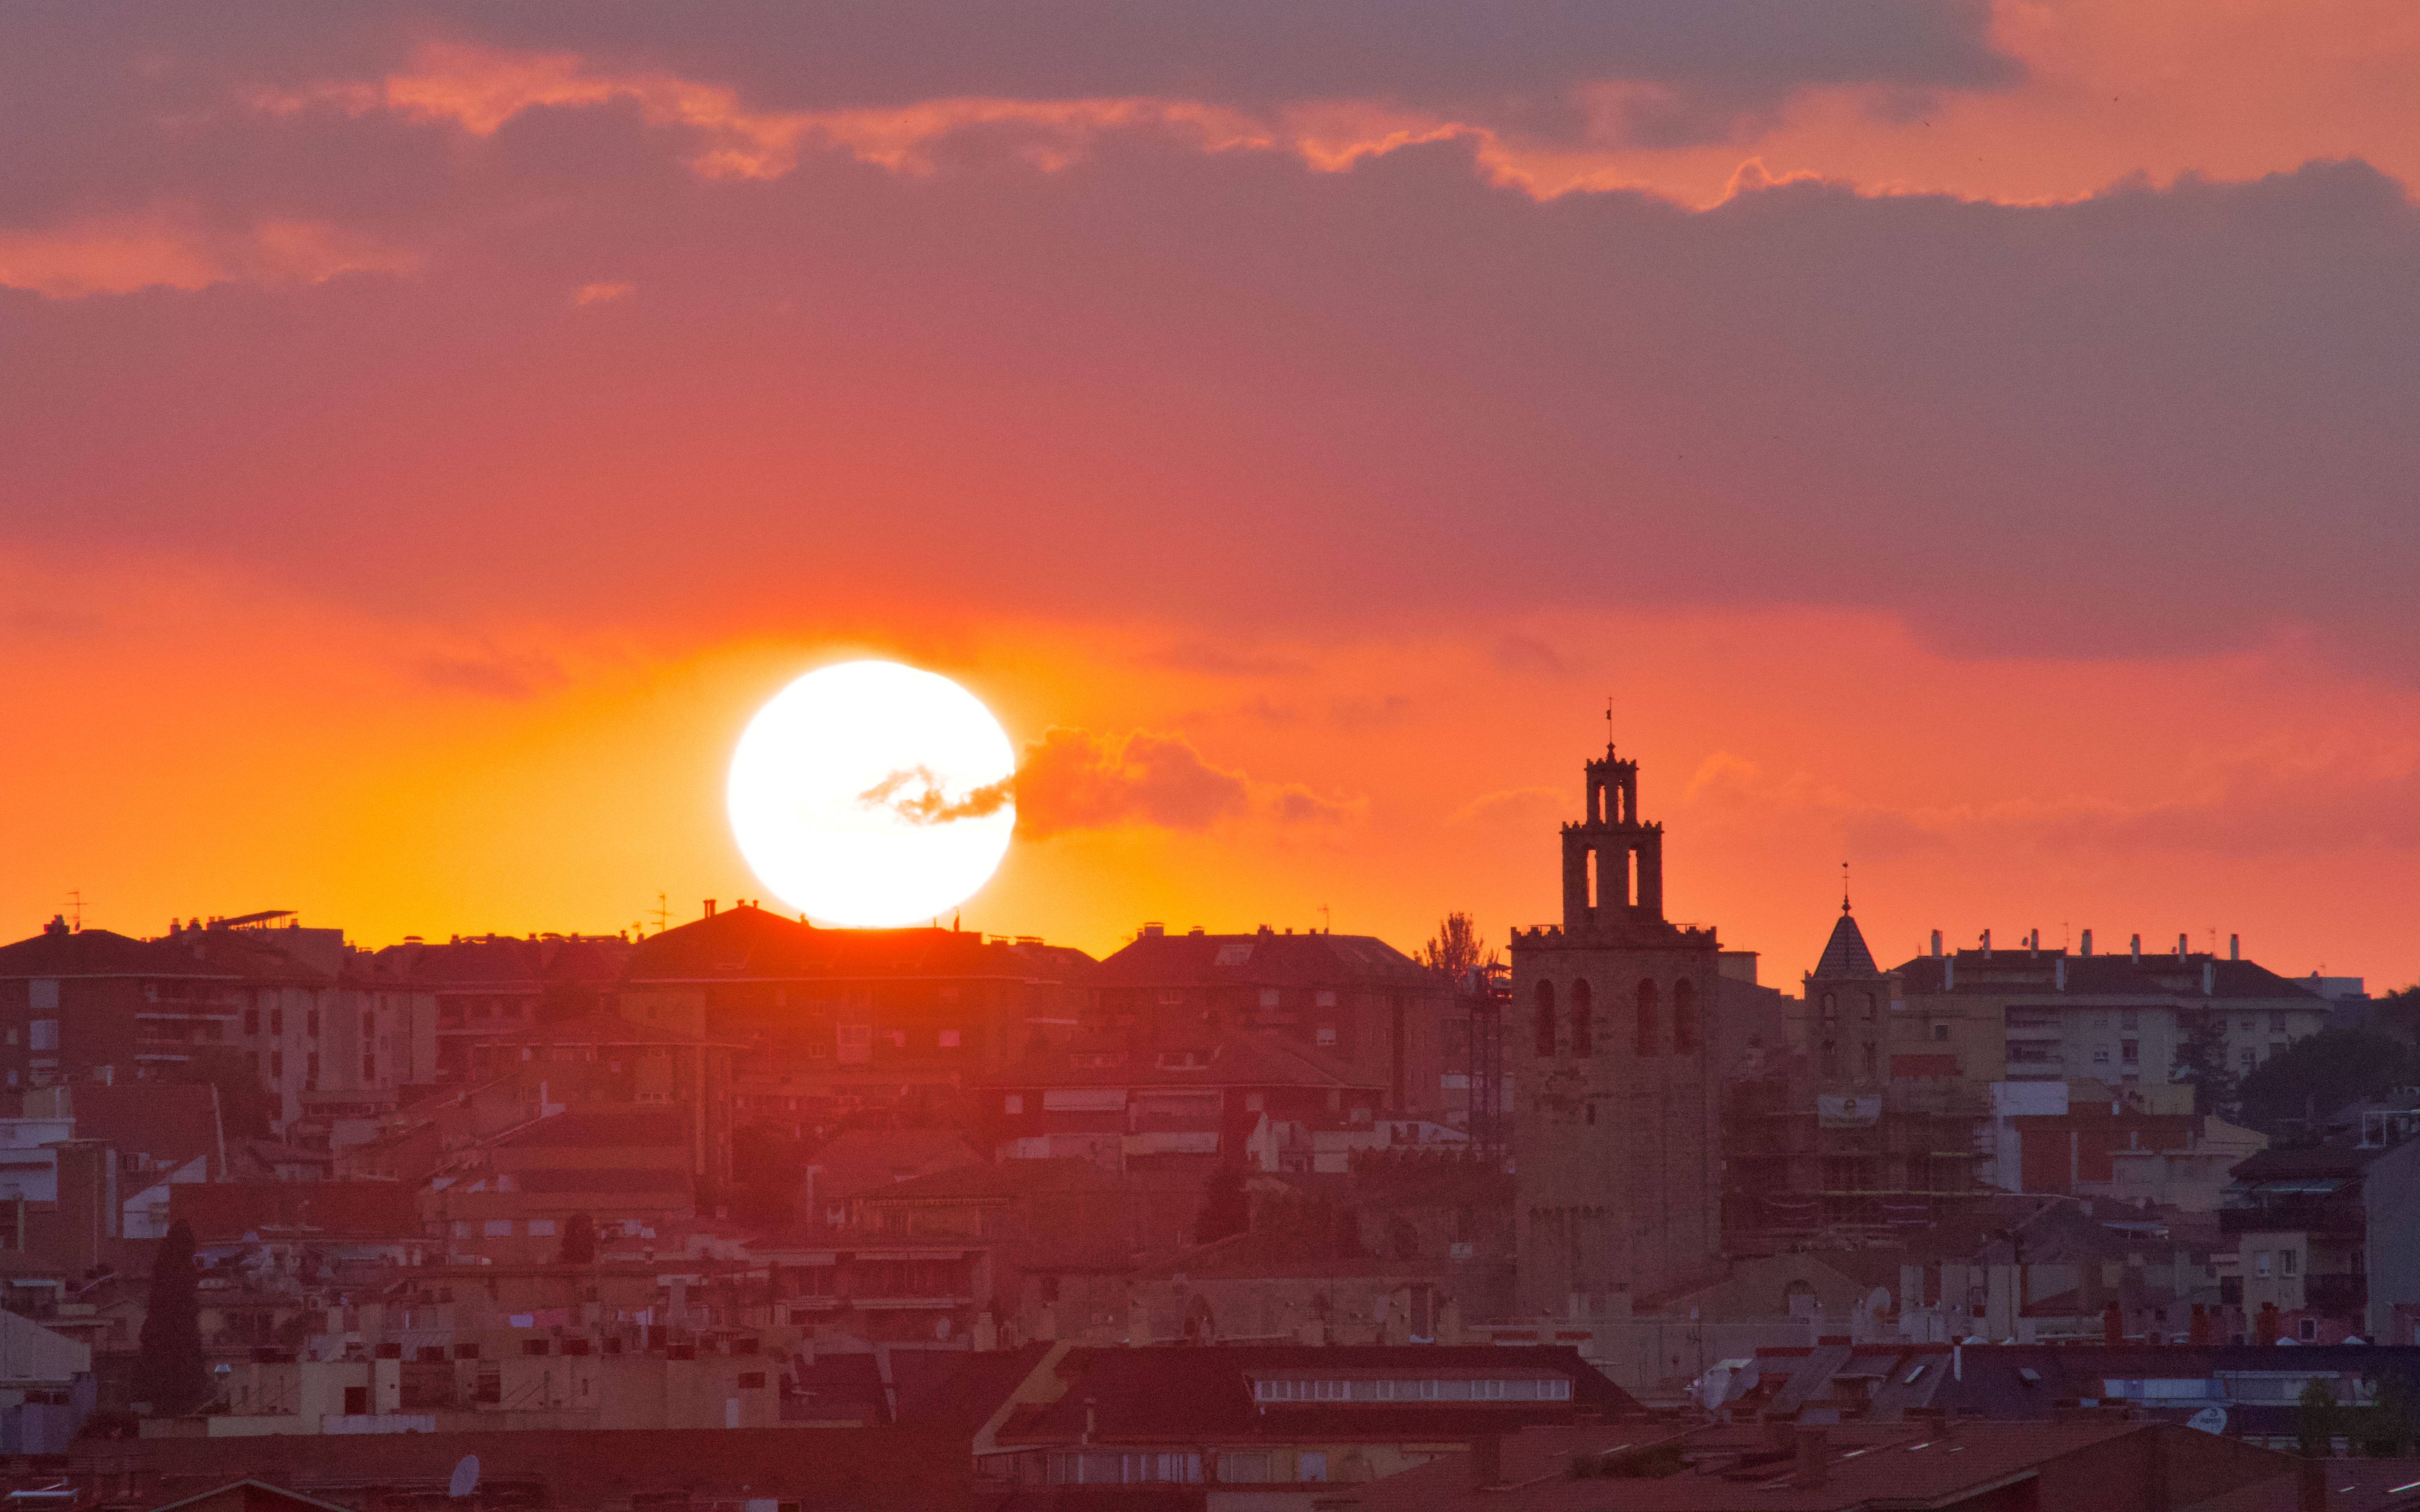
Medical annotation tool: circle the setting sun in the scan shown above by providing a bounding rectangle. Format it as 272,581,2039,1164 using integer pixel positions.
726,660,1016,927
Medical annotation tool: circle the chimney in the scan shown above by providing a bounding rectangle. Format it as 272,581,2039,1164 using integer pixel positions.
2082,929,2094,956
2177,932,2188,959
2131,934,2142,964
1930,930,1943,958
703,900,717,918
1981,929,1992,959
1142,922,1164,938
2230,934,2241,961
1793,1425,1829,1488
2300,1455,2329,1512
2028,930,2038,958
1470,1434,1504,1488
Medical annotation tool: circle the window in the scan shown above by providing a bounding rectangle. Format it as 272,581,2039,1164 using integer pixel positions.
1570,979,1593,1057
837,1025,872,1064
2122,1009,2139,1030
2300,1319,2320,1342
2256,1252,2272,1278
2241,1049,2257,1067
1674,979,1699,1053
2239,1018,2254,1032
1220,1453,1273,1483
361,1054,376,1081
1635,980,1659,1056
361,1009,374,1037
305,1052,319,1088
1259,988,1281,1009
528,1219,557,1237
27,1021,57,1052
1933,1023,1950,1041
1315,990,1338,1008
2093,1048,2111,1065
28,980,58,1012
270,1008,284,1035
1158,990,1186,1006
1861,992,1877,1023
479,1219,511,1237
243,1009,260,1036
343,1386,368,1416
1004,1094,1024,1114
2281,1250,2298,1278
2122,1040,2139,1065
738,1372,767,1389
270,1051,284,1078
1315,1025,1337,1047
2270,1014,2288,1033
1534,982,1556,1057
1298,1454,1328,1483
938,1029,961,1048
305,1009,320,1038
1245,1092,1264,1112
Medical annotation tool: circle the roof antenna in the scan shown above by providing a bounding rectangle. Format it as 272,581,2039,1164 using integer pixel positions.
1841,862,1851,915
1605,696,1615,755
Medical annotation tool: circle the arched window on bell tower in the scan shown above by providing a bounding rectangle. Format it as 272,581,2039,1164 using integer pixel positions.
1534,981,1557,1057
1570,979,1593,1056
1635,980,1659,1056
1673,978,1699,1053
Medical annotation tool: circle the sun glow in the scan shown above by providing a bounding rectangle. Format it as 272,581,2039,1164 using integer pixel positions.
726,661,1016,927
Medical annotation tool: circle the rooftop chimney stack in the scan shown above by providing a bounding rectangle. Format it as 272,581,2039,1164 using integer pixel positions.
1981,929,1992,958
703,899,717,918
2082,929,2094,956
1793,1425,1830,1488
2299,1454,2329,1512
1930,930,1943,957
2131,934,2142,964
2231,934,2241,961
2028,930,2038,958
2178,932,2189,959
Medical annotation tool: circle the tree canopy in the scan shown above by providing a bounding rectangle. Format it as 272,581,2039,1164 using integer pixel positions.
2236,1027,2418,1136
134,1219,207,1416
1418,913,1499,982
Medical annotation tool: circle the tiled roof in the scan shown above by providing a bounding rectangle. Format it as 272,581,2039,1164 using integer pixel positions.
68,1427,980,1511
1093,930,1430,989
623,905,1092,984
991,1345,1634,1448
978,1029,1380,1092
855,1157,1125,1206
1812,910,1879,979
66,1083,220,1169
492,1110,690,1150
467,1010,727,1049
0,927,234,980
169,1182,421,1241
1339,1419,2299,1512
806,1129,985,1208
1890,950,2328,1003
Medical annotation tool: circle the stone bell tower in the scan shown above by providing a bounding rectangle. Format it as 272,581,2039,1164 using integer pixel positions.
1510,739,1723,1317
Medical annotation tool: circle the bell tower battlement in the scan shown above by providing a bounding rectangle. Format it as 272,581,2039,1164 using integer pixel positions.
1559,744,1670,935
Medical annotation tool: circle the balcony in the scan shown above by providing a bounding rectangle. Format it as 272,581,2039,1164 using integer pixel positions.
2219,1198,2365,1237
2304,1273,2369,1317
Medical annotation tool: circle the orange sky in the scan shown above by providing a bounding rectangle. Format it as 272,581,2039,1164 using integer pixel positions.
4,1,2418,989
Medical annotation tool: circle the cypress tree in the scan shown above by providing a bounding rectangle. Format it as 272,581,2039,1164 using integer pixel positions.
559,1210,598,1265
1193,1163,1251,1246
134,1219,207,1415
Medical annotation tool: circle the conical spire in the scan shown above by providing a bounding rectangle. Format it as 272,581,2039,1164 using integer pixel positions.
1814,909,1879,978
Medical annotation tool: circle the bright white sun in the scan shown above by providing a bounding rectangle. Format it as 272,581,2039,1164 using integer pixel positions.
727,661,1016,928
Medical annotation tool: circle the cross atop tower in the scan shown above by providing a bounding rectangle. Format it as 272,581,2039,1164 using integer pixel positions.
1842,861,1852,915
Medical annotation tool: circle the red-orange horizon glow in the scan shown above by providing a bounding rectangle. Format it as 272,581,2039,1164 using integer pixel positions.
5,2,2418,991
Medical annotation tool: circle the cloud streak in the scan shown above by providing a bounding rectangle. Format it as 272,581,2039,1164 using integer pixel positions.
859,729,1357,839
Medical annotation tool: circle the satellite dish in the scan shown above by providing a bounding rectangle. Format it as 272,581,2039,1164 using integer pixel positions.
449,1456,481,1499
2188,1406,2229,1435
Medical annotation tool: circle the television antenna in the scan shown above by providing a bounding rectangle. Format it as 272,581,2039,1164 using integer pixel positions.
649,893,672,935
449,1454,481,1499
67,891,83,932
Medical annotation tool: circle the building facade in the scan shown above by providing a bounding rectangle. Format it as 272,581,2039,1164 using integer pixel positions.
1511,743,1723,1316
